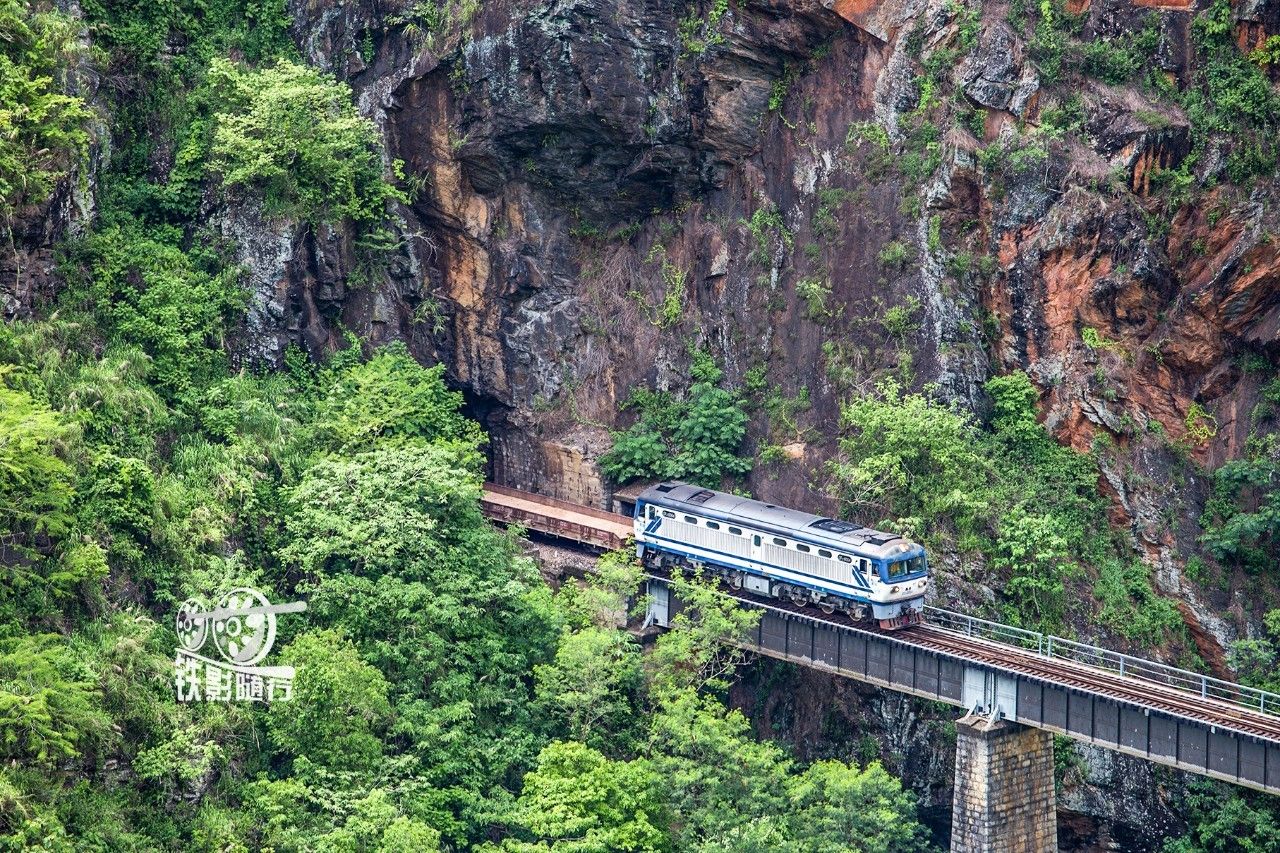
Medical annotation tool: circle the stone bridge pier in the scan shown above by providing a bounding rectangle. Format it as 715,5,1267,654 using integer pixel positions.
951,713,1057,852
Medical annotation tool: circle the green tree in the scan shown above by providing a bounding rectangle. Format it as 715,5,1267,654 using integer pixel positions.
0,634,107,767
600,351,750,487
1201,434,1280,572
61,223,246,393
0,0,91,220
534,627,644,752
1228,608,1280,693
835,377,992,542
281,442,484,576
646,567,761,699
1164,783,1280,852
786,759,930,852
495,741,668,853
647,692,790,849
207,58,405,228
305,342,484,455
0,383,75,543
268,630,393,772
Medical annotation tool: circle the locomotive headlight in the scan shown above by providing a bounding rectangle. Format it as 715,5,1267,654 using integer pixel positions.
921,579,928,586
891,586,899,593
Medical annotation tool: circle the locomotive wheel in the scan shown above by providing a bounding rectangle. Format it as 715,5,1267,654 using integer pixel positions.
788,587,808,607
818,600,835,615
728,573,743,590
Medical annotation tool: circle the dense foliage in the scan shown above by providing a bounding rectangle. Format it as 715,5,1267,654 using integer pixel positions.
0,0,91,221
1201,427,1280,574
0,298,936,848
600,348,752,487
833,373,1178,639
7,0,1280,844
207,59,407,229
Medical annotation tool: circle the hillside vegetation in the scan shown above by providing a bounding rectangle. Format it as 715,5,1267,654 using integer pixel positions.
5,0,1280,847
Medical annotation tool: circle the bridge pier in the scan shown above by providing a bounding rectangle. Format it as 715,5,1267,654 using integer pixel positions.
951,713,1056,853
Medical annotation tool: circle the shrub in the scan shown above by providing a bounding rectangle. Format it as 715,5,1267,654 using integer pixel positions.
600,351,751,487
207,58,406,228
743,205,792,267
61,222,246,393
834,372,1109,632
877,241,911,269
796,276,832,319
0,0,92,220
1184,402,1217,445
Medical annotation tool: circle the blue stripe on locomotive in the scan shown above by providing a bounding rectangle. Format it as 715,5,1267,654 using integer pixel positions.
634,495,927,584
636,512,912,608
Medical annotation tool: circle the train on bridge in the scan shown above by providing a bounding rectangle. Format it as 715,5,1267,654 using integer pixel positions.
480,480,1280,795
633,482,929,630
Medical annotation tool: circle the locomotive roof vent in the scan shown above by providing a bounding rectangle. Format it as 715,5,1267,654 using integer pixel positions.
654,484,676,493
810,518,859,534
688,490,715,504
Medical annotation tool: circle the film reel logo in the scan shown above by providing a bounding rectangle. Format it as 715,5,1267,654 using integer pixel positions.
174,587,306,703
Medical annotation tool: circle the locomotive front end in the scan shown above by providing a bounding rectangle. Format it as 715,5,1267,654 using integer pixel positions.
868,544,929,629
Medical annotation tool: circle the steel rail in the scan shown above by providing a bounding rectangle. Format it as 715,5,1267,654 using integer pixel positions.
923,607,1280,717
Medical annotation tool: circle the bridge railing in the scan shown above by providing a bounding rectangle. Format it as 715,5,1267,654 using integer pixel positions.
924,606,1280,718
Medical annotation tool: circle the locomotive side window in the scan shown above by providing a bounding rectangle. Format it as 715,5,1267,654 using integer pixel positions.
729,526,743,536
684,515,697,524
773,537,787,547
837,554,852,564
753,535,761,546
648,506,656,518
796,543,810,553
662,510,675,519
818,549,832,559
706,521,720,530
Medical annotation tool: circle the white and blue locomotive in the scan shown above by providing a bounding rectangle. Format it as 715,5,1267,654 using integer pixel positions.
633,482,928,629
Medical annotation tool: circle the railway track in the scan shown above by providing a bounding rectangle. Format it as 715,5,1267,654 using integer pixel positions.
691,573,1280,742
481,483,1280,744
903,624,1280,740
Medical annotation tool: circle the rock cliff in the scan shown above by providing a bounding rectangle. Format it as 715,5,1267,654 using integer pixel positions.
11,0,1280,843
204,0,1280,840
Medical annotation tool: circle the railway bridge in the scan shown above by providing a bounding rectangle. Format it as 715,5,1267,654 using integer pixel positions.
480,483,1280,851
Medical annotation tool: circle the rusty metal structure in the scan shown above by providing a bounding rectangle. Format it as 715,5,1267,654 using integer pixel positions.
481,482,632,550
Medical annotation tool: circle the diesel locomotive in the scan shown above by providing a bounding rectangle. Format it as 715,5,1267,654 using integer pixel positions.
633,482,928,629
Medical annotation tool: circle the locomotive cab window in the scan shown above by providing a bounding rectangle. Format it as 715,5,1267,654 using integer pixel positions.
887,555,927,578
647,506,656,518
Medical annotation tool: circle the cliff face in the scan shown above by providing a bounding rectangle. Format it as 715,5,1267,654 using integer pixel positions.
235,0,1278,840
249,0,1279,634
20,0,1270,842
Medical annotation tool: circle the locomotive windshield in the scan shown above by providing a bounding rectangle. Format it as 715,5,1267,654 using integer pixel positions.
885,554,927,579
